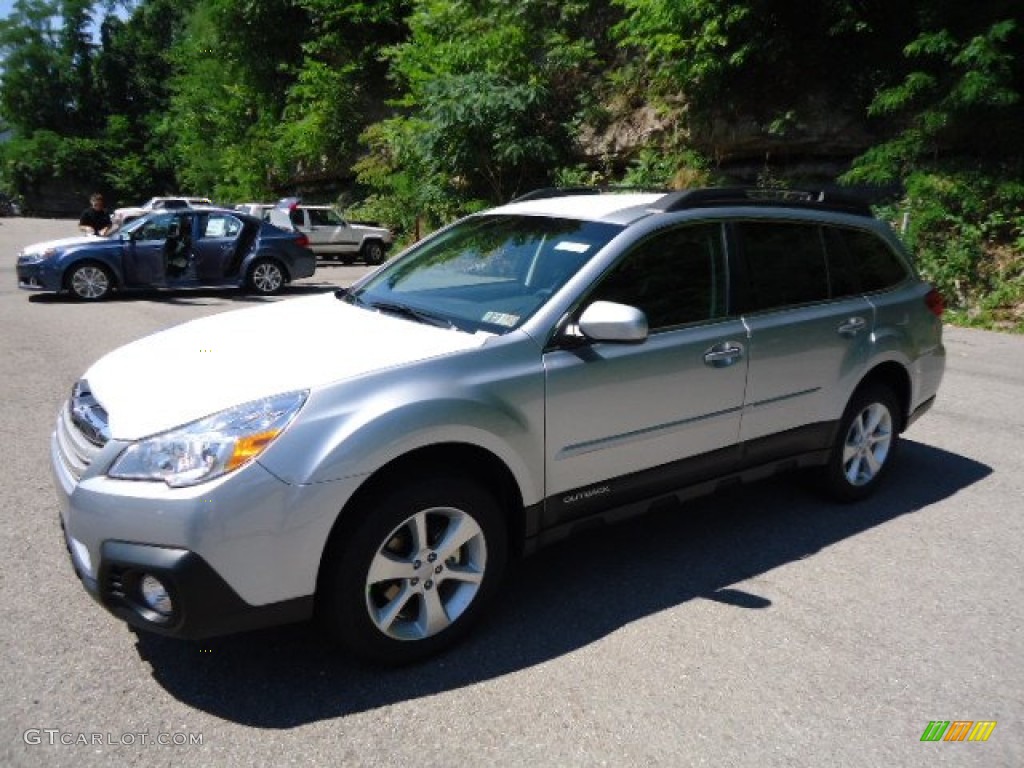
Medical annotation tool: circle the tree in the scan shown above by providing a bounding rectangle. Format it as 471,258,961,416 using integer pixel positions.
0,1,110,206
359,0,605,212
161,0,307,199
846,16,1022,183
0,0,99,137
276,1,408,190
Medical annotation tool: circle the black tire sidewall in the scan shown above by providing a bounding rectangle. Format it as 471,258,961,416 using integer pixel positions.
362,241,384,265
320,474,508,665
824,385,901,502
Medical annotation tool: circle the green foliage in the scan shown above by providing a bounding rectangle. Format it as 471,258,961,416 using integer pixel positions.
846,18,1022,183
274,1,406,189
886,164,1024,330
622,148,712,190
350,116,475,244
359,0,604,208
162,0,307,200
611,0,753,100
0,0,100,136
0,128,108,209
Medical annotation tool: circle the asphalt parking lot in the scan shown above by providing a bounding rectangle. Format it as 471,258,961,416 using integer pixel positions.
0,216,1021,767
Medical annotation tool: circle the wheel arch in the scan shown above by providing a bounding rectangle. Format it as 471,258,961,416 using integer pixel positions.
244,249,291,281
316,442,526,594
62,258,121,292
851,361,912,432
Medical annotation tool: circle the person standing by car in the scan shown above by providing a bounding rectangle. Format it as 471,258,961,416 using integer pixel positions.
79,193,112,236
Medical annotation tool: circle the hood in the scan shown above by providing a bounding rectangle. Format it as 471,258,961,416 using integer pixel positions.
22,235,102,255
84,293,490,440
351,222,393,240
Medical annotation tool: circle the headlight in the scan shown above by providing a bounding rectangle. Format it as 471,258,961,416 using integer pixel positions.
109,390,308,487
17,249,55,264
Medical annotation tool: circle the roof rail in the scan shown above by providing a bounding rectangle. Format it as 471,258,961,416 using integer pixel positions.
651,187,874,217
509,185,669,203
510,187,602,203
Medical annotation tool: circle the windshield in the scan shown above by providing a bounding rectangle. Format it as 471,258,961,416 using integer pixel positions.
348,214,624,334
118,214,155,236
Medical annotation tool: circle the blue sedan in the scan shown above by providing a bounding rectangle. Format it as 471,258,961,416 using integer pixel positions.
17,207,316,300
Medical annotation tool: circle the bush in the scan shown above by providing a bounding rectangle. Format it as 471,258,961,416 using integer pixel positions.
890,164,1024,331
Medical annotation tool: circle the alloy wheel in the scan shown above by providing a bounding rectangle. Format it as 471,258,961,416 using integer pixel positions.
842,402,893,486
70,265,111,300
365,506,487,641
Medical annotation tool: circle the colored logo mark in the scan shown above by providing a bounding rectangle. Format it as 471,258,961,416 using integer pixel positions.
920,721,996,742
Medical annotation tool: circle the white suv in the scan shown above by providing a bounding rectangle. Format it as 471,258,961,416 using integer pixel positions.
274,203,393,264
112,196,213,228
53,188,945,664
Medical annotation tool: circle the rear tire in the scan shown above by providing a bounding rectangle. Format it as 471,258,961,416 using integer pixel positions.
318,472,507,665
361,240,385,266
246,258,285,295
819,384,901,502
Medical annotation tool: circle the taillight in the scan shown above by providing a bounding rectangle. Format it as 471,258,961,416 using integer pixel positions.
924,287,945,317
295,234,310,248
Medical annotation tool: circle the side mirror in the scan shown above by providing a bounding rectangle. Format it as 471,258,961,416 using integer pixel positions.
167,222,180,238
577,301,648,343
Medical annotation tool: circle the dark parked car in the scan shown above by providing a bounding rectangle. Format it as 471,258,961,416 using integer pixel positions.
0,193,21,217
16,207,315,300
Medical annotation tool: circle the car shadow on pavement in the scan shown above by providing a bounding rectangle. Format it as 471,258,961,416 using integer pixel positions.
133,439,990,727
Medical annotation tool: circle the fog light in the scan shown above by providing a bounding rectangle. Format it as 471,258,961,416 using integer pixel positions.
140,574,173,616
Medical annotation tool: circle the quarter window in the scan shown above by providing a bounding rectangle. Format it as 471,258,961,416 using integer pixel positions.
826,227,908,295
588,223,726,331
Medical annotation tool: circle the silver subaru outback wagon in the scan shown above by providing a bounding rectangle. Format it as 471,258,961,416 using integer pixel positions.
53,188,945,664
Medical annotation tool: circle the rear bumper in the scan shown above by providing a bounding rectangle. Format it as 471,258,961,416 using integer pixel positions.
906,394,937,429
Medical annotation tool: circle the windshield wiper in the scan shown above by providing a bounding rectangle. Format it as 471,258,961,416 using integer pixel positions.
369,300,456,329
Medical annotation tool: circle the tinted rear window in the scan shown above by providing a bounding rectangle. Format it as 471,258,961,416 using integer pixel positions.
826,227,909,295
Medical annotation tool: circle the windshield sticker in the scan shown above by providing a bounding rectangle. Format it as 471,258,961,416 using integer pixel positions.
554,241,591,254
482,311,520,328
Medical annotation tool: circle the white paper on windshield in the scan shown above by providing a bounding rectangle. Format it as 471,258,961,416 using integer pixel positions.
482,311,520,327
554,241,591,254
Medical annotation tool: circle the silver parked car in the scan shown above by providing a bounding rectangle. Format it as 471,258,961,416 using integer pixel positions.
53,188,945,664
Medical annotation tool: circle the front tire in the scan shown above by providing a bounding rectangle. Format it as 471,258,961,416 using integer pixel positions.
318,473,508,665
820,384,901,502
66,262,114,301
246,258,286,295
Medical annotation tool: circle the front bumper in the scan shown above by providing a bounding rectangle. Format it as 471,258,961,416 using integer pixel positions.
17,260,62,291
61,532,313,638
52,412,358,639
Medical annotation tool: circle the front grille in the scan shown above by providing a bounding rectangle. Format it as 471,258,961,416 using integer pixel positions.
55,379,109,481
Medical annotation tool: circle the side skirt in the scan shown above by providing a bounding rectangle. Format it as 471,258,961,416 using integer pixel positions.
523,422,836,555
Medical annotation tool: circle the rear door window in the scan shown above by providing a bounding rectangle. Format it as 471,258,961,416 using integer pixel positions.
735,222,829,311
